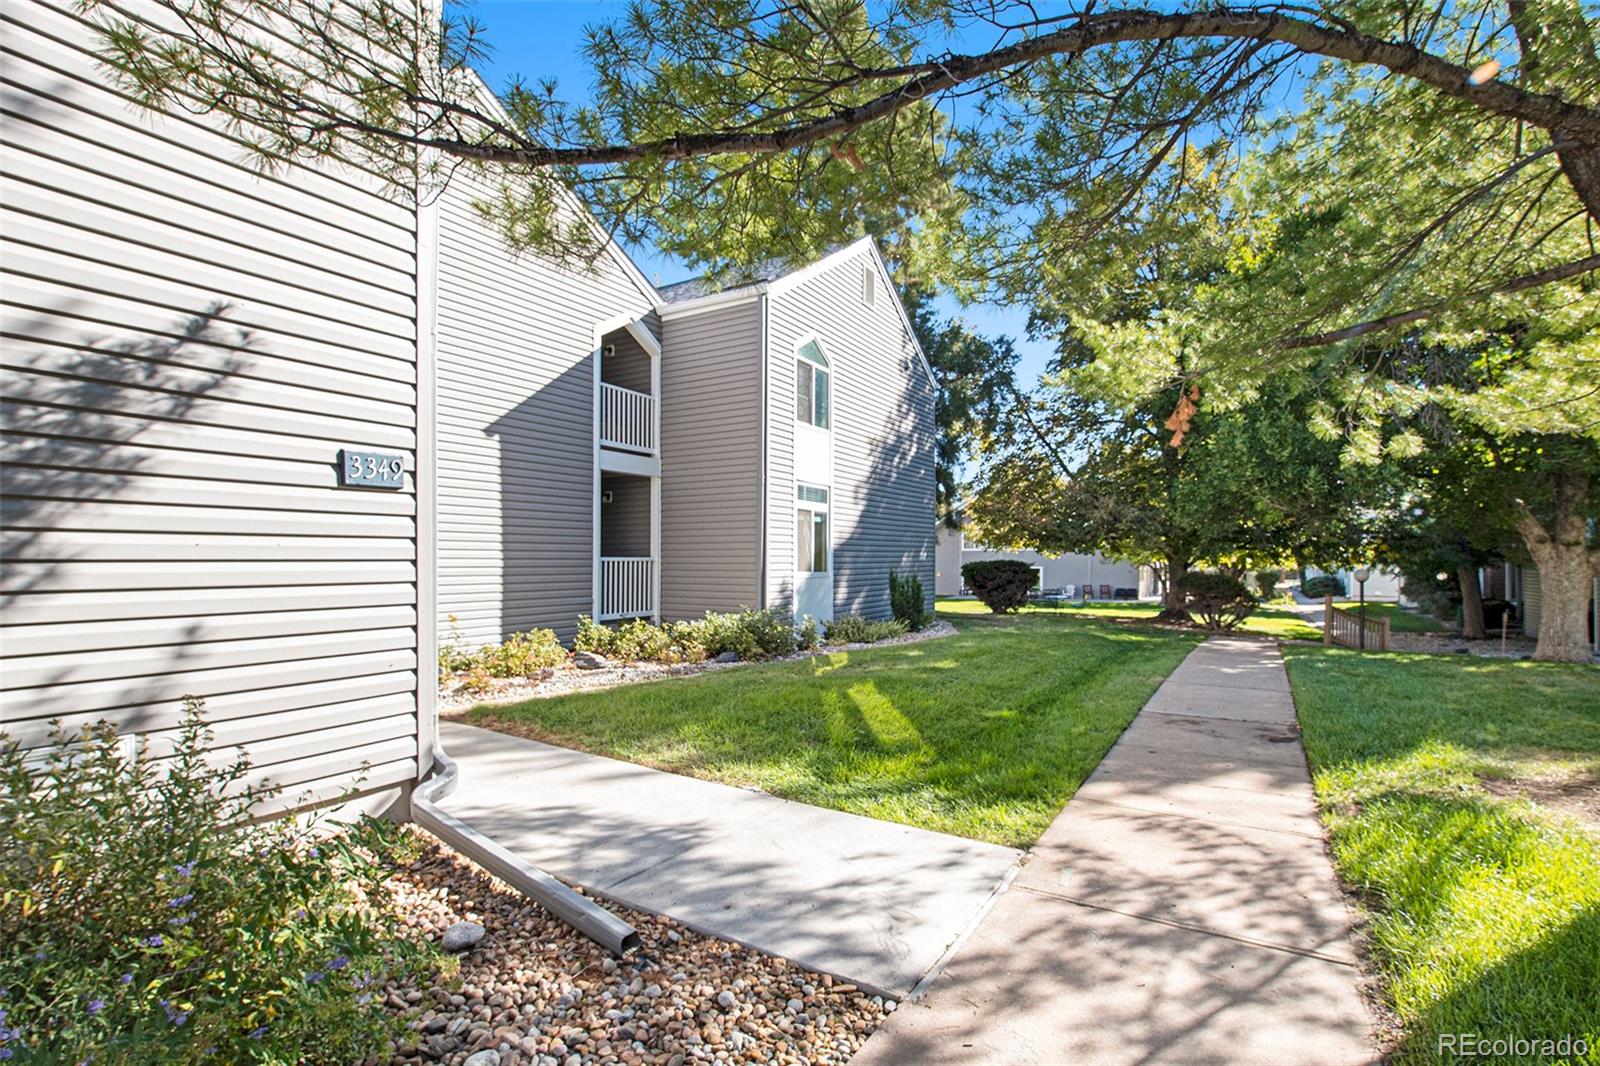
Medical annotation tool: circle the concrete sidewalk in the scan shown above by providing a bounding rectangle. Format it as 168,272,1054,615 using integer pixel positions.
853,637,1377,1065
437,721,1021,997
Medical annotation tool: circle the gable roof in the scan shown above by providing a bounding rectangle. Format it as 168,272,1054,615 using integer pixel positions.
654,238,935,388
460,69,660,308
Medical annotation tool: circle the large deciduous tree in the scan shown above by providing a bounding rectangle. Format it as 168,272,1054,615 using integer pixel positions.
966,368,1392,623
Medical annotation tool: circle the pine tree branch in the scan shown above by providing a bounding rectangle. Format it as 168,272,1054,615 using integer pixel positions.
1280,254,1600,349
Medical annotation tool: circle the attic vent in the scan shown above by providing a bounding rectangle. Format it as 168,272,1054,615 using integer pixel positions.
862,264,876,307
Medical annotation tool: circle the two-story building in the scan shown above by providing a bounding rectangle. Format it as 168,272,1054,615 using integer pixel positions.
0,0,937,823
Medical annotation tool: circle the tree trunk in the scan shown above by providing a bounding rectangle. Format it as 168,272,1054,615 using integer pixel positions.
1157,554,1192,624
1515,468,1598,663
1532,546,1596,662
1457,566,1488,639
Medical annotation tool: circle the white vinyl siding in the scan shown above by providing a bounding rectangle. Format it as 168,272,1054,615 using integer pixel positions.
433,165,654,646
0,0,422,808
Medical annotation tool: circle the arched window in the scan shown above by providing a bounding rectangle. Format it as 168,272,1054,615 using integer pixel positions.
795,339,830,429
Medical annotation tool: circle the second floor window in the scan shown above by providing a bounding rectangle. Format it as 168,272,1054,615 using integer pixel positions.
795,340,830,429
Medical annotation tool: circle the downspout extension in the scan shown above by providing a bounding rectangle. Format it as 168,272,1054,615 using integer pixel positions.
411,731,641,956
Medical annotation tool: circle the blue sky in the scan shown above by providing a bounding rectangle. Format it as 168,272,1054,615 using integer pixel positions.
461,0,1061,383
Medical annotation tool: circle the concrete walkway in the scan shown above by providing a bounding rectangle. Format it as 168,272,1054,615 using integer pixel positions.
438,721,1021,997
854,637,1377,1065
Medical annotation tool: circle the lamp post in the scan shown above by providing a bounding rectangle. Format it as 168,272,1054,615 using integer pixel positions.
1353,567,1371,650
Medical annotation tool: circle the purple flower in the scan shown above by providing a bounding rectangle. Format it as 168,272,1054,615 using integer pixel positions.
168,914,192,928
118,974,133,985
1,1049,12,1061
248,1026,268,1040
86,999,104,1016
143,935,163,948
328,954,349,971
308,847,320,858
173,860,196,878
171,1013,187,1027
167,894,194,909
31,951,44,962
305,970,324,984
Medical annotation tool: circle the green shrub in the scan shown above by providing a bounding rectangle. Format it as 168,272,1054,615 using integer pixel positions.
438,614,473,675
0,703,433,1064
1182,572,1259,630
574,615,617,657
825,614,909,644
888,570,929,631
1301,574,1346,598
796,617,822,652
611,619,673,663
481,629,565,677
961,560,1038,613
1253,568,1282,599
574,609,801,664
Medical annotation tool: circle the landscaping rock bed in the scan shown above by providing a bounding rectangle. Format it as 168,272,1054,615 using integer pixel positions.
377,836,892,1065
439,622,957,713
1385,630,1542,659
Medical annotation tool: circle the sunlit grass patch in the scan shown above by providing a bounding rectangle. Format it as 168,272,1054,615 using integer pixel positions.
1284,647,1600,1063
469,613,1200,847
936,595,1322,640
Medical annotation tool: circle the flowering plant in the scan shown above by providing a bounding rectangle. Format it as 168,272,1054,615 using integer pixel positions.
0,701,434,1062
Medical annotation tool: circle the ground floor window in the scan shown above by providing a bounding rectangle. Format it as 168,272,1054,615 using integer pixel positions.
796,485,829,573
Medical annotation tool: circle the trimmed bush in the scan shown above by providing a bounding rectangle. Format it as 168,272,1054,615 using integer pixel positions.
441,620,566,679
484,629,565,677
825,614,908,644
1302,574,1347,598
0,704,434,1063
1253,568,1282,599
577,609,804,664
888,570,929,631
1183,572,1259,630
961,560,1038,613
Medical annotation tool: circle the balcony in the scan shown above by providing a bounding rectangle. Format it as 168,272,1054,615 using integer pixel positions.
599,556,656,620
600,382,655,454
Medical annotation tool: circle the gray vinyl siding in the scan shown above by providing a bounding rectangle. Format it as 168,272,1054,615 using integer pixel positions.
765,250,936,620
600,474,652,557
601,329,653,394
659,300,763,619
434,172,653,646
0,0,421,809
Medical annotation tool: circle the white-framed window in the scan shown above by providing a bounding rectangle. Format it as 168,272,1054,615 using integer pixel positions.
796,484,829,573
795,339,831,430
960,531,989,551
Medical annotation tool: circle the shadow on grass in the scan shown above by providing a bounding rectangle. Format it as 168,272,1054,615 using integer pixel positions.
467,616,1201,846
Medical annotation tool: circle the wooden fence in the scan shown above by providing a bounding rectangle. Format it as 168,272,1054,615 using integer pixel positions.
1322,595,1390,651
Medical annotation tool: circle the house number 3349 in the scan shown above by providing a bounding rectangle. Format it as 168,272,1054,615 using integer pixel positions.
338,448,405,489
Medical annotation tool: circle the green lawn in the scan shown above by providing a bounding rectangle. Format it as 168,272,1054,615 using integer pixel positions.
467,613,1201,847
1283,647,1600,1064
1330,600,1448,633
936,595,1322,640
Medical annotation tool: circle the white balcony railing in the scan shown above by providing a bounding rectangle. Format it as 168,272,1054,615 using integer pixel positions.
599,556,656,620
600,383,655,453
